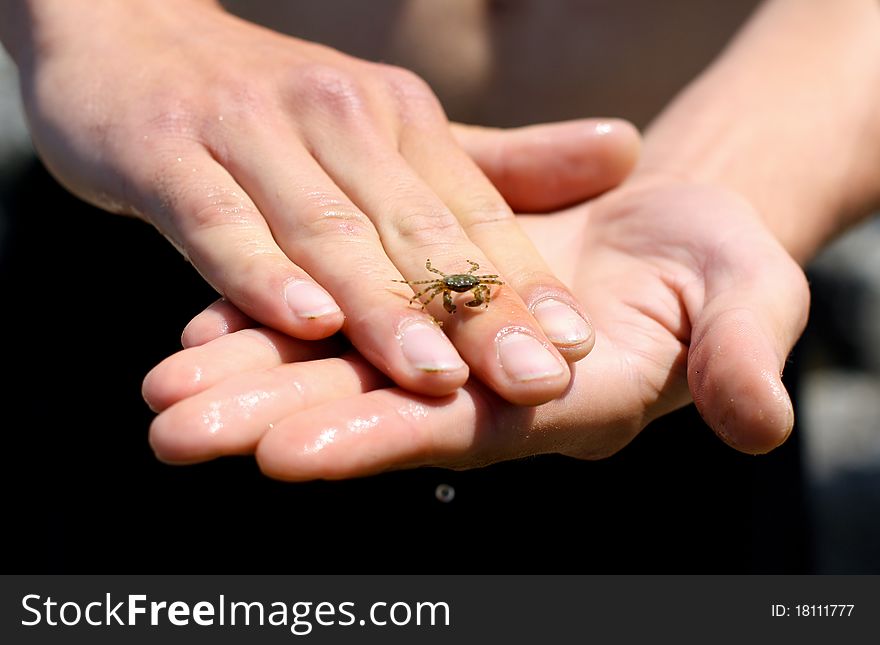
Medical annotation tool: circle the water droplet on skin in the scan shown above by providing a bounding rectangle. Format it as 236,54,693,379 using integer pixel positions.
399,402,429,420
203,401,223,434
347,415,380,434
234,390,273,418
303,428,338,455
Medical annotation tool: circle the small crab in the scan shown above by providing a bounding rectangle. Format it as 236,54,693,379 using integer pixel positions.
394,259,504,314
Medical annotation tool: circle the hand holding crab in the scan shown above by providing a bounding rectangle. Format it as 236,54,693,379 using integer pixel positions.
146,181,811,477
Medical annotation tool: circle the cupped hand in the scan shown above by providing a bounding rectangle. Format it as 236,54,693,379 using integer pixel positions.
19,0,638,404
144,178,810,477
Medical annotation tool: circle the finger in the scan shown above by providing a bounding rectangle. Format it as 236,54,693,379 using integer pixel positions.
311,128,571,405
687,238,810,454
451,119,641,212
404,119,596,362
149,353,387,464
140,146,344,340
215,133,469,397
150,322,647,480
142,327,346,413
181,298,256,348
255,385,502,481
253,371,609,482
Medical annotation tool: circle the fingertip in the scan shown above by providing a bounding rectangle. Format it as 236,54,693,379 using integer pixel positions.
389,317,470,395
493,328,571,405
590,118,641,185
142,355,204,413
181,315,224,349
530,297,595,362
148,414,192,465
281,278,346,340
148,379,267,465
709,369,795,455
142,371,164,414
181,298,255,348
592,118,641,147
148,409,219,466
688,243,808,455
689,320,795,455
195,252,345,342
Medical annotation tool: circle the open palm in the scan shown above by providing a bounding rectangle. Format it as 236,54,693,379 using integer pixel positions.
145,179,809,480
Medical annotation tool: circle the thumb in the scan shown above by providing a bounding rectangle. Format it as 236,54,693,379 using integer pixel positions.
687,239,810,454
450,119,640,212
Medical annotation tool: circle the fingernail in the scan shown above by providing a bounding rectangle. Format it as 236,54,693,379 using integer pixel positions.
399,322,465,373
497,330,565,382
284,280,341,319
531,299,592,346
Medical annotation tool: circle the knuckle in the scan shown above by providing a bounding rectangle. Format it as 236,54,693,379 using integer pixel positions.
379,65,436,101
186,190,261,231
378,64,444,120
138,95,205,143
460,200,516,234
210,83,281,153
292,64,371,121
393,205,464,246
296,193,378,241
143,110,201,142
91,104,202,180
138,84,276,161
218,80,275,123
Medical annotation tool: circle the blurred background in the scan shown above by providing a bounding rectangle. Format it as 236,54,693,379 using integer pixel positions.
2,1,877,572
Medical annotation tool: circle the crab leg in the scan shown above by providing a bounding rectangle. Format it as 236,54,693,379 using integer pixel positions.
393,278,442,285
410,283,446,309
425,259,447,277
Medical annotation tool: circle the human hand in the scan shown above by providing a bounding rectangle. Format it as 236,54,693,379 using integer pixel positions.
144,178,810,477
16,0,638,405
